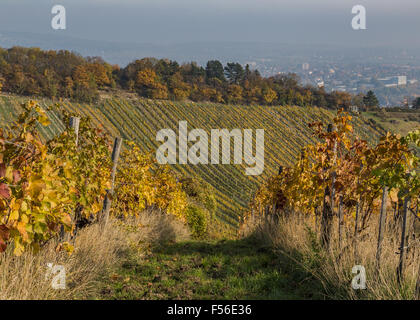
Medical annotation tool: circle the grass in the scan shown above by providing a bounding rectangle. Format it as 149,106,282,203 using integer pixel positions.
3,206,417,300
0,210,189,300
362,109,420,136
96,237,325,300
2,93,417,300
0,221,124,299
0,208,327,300
245,213,420,300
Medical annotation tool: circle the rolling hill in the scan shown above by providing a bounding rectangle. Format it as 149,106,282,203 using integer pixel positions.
0,92,386,236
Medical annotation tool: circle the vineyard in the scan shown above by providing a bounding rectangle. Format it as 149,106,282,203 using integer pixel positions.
247,111,420,298
0,93,386,236
0,100,194,256
0,94,419,299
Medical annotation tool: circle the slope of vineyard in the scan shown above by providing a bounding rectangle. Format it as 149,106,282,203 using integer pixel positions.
0,93,386,236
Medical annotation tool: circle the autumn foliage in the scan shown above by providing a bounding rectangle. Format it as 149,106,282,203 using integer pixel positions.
249,111,419,231
0,46,354,109
0,101,189,255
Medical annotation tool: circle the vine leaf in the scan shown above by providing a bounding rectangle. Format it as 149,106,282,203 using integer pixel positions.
0,183,11,199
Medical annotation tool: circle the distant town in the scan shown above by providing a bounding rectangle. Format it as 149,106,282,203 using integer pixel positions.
247,50,420,108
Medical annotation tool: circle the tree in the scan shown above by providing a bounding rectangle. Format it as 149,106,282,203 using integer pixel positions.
73,65,93,89
352,93,365,108
180,62,205,84
244,64,252,81
64,76,74,98
363,90,379,108
85,63,111,87
262,87,277,104
243,80,261,104
136,69,159,89
136,69,168,99
155,59,179,81
412,97,420,109
303,89,313,107
225,84,243,104
72,65,99,102
334,91,352,110
169,72,191,100
224,63,244,84
9,67,25,95
127,79,135,92
206,60,225,82
149,83,169,100
202,87,223,103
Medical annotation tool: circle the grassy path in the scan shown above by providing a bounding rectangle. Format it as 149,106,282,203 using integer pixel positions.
97,237,323,300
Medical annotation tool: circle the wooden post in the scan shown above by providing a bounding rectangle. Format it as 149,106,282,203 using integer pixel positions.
251,195,255,221
272,165,284,224
59,117,80,240
375,186,388,274
101,137,123,226
354,201,360,260
321,124,336,249
412,200,419,241
69,117,80,147
69,116,82,230
353,163,363,261
416,264,420,300
414,199,420,300
330,127,337,217
314,206,319,232
338,195,343,250
397,196,410,285
329,169,336,245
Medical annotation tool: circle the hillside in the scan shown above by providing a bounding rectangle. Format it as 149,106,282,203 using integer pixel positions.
0,93,386,236
362,109,420,136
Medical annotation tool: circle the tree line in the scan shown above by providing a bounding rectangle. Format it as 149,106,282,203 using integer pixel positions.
0,46,378,109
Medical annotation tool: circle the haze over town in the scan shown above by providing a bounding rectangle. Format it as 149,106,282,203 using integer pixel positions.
1,0,420,106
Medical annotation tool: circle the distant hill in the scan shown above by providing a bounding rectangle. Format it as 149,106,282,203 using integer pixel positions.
0,93,386,235
0,31,324,68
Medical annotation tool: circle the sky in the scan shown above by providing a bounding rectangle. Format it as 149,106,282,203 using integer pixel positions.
0,0,419,47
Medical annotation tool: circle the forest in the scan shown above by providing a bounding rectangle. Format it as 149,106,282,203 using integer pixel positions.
0,46,361,109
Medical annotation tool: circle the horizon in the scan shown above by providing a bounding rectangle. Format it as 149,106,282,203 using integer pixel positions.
0,0,419,107
0,0,419,48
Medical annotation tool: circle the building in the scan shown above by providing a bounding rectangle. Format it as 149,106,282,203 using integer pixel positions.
349,106,359,113
397,76,407,86
316,79,324,88
378,75,407,87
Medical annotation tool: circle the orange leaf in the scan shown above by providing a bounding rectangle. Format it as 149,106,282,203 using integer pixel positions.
0,225,9,252
13,170,21,183
0,163,5,178
0,183,11,199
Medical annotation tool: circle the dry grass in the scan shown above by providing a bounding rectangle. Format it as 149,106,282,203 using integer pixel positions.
0,210,190,300
243,212,420,300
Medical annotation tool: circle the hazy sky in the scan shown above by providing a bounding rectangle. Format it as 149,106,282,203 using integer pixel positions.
0,0,419,47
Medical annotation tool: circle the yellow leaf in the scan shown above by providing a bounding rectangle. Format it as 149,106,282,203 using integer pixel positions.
62,242,74,256
9,210,19,221
20,214,29,224
17,222,28,241
21,201,28,212
39,115,51,126
13,237,24,256
5,166,13,184
91,202,101,213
